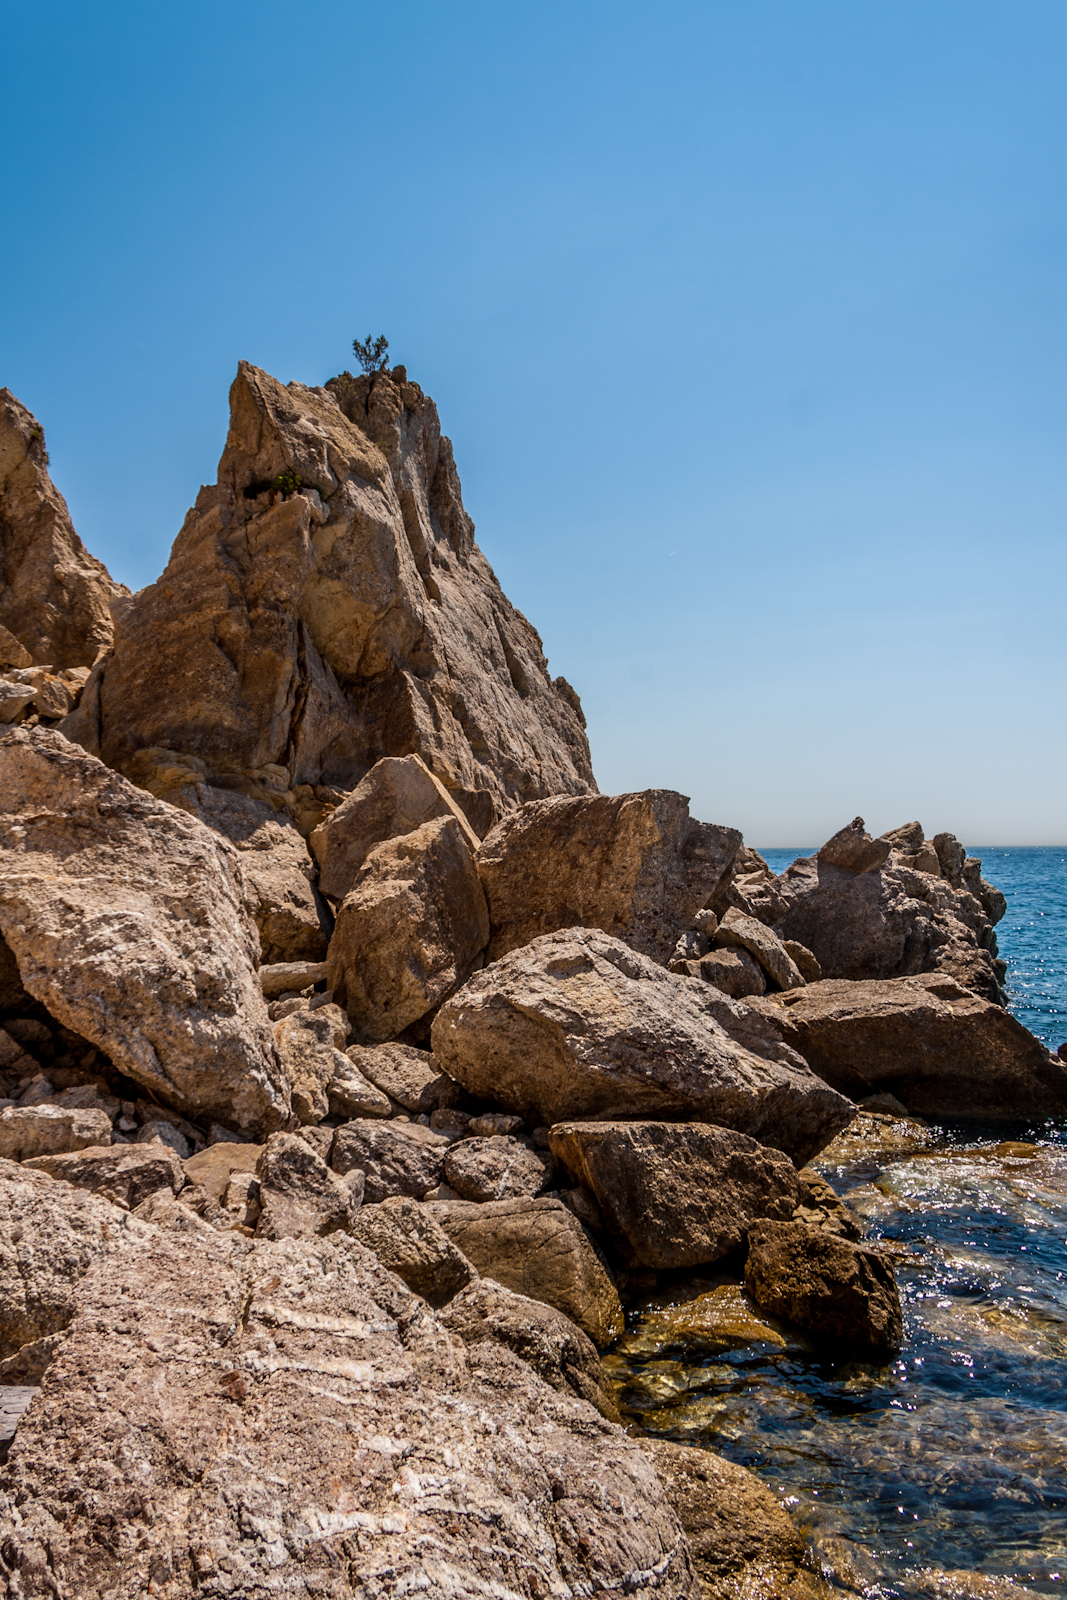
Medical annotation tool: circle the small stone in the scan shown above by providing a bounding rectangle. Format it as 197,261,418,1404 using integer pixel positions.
443,1137,549,1203
259,961,330,1000
136,1121,191,1160
23,1141,185,1209
344,1042,458,1115
330,1118,449,1204
255,1132,359,1240
467,1112,524,1138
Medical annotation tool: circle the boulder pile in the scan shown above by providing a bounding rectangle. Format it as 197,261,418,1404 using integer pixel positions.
1,365,1063,1597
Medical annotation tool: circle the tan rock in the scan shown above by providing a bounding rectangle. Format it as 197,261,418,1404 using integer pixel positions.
745,1219,903,1350
349,1194,476,1306
310,752,479,902
254,1131,358,1239
272,1003,355,1124
754,974,1067,1118
432,928,854,1165
331,1117,450,1202
23,1141,184,1209
0,1104,112,1162
0,389,127,669
343,1040,458,1114
690,946,767,998
326,1052,393,1120
714,906,805,990
443,1135,549,1203
783,939,822,982
427,1194,624,1346
258,959,329,998
70,362,594,829
818,816,892,874
183,1140,264,1204
328,814,489,1043
793,1167,862,1240
550,1121,799,1270
0,727,290,1135
476,789,741,964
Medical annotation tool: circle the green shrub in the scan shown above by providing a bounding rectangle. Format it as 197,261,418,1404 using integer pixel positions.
352,334,390,374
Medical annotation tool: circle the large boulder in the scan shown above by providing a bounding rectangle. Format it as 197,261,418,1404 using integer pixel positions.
327,815,490,1043
0,389,126,669
0,728,290,1136
754,974,1067,1118
0,1105,112,1162
549,1121,799,1270
428,1194,624,1347
432,928,854,1165
349,1195,476,1306
0,1185,698,1597
744,1219,903,1351
23,1142,184,1209
65,362,594,832
476,789,741,964
310,752,480,903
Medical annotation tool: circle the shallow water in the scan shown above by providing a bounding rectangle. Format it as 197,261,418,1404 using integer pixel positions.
608,845,1067,1594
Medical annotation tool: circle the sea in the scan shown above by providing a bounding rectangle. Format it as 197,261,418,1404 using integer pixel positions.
606,846,1067,1595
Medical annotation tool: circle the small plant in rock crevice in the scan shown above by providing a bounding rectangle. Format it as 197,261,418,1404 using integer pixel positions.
352,334,390,374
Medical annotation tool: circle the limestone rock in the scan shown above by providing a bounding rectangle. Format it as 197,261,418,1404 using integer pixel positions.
754,974,1067,1118
258,959,330,998
0,1104,112,1162
640,1436,832,1600
432,928,853,1165
476,789,741,964
441,1276,621,1419
272,1003,355,1124
183,1141,263,1204
793,1167,862,1240
714,907,805,990
427,1194,624,1346
23,1142,184,1210
71,362,594,829
331,1117,450,1202
311,752,480,903
0,389,127,669
349,1194,475,1306
328,814,490,1043
0,1213,697,1598
443,1135,550,1203
0,727,289,1136
550,1121,799,1270
254,1131,358,1239
344,1039,458,1113
745,1219,903,1350
688,946,767,998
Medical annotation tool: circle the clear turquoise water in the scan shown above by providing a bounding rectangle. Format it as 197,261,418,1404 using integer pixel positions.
607,846,1067,1593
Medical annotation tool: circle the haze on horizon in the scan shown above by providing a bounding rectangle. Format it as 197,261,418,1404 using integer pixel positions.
2,1,1064,846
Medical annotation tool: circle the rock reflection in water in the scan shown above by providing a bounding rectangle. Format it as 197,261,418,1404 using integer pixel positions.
604,1114,1067,1595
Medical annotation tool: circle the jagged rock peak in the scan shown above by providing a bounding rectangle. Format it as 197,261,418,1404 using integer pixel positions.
0,389,127,669
67,361,595,832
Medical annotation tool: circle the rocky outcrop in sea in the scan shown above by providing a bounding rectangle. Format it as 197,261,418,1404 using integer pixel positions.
1,364,1063,1598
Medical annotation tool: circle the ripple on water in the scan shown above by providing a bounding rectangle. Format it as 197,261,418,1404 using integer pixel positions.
606,1118,1067,1595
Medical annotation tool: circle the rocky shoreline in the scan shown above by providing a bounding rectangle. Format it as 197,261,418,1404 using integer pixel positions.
1,364,1064,1598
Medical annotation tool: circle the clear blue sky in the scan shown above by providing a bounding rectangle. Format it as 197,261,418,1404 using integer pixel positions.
3,1,1065,845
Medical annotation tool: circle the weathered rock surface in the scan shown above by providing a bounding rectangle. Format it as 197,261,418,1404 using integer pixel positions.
349,1194,476,1306
427,1194,624,1346
754,974,1067,1118
677,945,767,998
344,1040,458,1114
714,907,805,991
0,1184,699,1598
432,929,853,1164
311,752,480,902
254,1131,359,1239
745,1219,903,1350
183,1140,263,1204
0,389,126,669
23,1142,184,1210
640,1436,831,1600
0,1104,112,1162
549,1121,799,1270
476,789,741,964
441,1276,621,1419
0,727,289,1135
272,1003,366,1124
331,1117,449,1202
443,1135,550,1203
818,816,892,875
68,362,594,830
258,959,330,998
326,1051,394,1121
328,814,489,1043
793,1168,862,1240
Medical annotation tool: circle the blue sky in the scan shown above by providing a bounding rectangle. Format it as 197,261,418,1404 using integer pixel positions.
2,1,1065,844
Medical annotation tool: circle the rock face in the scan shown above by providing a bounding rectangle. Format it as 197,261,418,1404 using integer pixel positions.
755,974,1067,1118
0,727,289,1136
549,1121,799,1270
432,929,854,1164
476,789,741,964
310,752,480,902
429,1195,624,1346
0,389,126,669
745,1220,903,1350
328,815,490,1043
0,1184,698,1599
68,362,594,832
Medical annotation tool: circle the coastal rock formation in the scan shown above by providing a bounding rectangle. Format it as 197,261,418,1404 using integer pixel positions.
331,1117,450,1202
432,928,854,1164
745,1219,903,1350
713,906,806,990
348,1194,476,1306
343,1040,458,1114
66,362,594,830
549,1120,799,1270
755,974,1067,1118
0,389,126,669
0,727,289,1136
476,789,741,964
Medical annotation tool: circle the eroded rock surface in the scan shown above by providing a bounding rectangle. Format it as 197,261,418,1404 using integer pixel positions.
349,1194,476,1307
331,1118,450,1203
745,1219,903,1350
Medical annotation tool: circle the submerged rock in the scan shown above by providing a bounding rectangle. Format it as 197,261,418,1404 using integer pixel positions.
744,1219,903,1350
